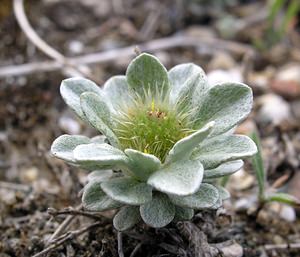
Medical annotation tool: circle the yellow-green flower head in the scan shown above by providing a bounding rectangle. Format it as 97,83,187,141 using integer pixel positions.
51,53,257,230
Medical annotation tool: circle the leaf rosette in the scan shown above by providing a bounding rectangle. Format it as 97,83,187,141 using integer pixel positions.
51,53,257,230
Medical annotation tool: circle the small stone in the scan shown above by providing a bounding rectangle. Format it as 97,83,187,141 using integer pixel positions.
0,189,16,205
270,64,300,99
21,166,38,183
279,205,296,222
268,201,296,222
221,242,243,257
208,51,237,70
248,67,275,91
235,119,256,135
257,94,291,125
59,116,81,134
234,195,257,211
273,235,285,244
230,169,255,191
32,179,60,195
68,40,84,54
207,69,243,86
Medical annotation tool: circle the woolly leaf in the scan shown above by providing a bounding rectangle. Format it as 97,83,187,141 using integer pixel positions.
101,177,152,205
125,149,161,181
192,135,257,169
204,160,244,179
103,75,131,111
210,197,223,210
87,170,114,183
165,121,214,164
168,63,208,110
216,186,230,200
126,53,170,99
113,206,141,231
169,183,219,209
60,77,102,121
80,92,119,147
148,160,203,196
173,206,194,222
73,143,128,170
91,135,107,144
51,134,90,162
82,180,122,211
140,193,175,228
192,82,253,135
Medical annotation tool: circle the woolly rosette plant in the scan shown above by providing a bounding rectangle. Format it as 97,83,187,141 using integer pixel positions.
51,53,257,231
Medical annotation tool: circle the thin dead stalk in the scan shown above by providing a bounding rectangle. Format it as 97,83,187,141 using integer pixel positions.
32,221,103,257
0,35,255,78
47,207,110,222
13,0,95,80
46,204,82,245
264,242,300,250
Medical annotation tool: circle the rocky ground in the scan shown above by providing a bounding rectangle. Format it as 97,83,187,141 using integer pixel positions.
0,0,300,256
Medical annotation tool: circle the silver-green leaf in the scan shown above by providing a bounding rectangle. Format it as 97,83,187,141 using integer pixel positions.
168,63,208,110
173,206,194,222
91,135,107,144
204,160,244,179
60,77,102,121
101,177,152,205
125,149,161,181
82,180,122,211
87,170,114,183
165,121,214,164
51,134,90,162
113,206,141,231
192,82,253,135
73,143,128,170
140,193,175,228
80,92,119,147
216,186,230,200
169,183,219,209
126,53,170,99
210,197,223,210
103,75,131,111
148,160,203,196
192,135,257,169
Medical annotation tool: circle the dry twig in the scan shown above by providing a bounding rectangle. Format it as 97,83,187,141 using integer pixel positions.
47,206,109,222
13,0,95,80
32,221,103,257
264,242,300,250
0,180,31,192
129,242,143,257
0,35,255,78
46,204,82,245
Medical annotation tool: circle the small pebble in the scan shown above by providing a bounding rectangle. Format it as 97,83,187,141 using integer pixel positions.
257,94,291,125
208,51,237,70
21,166,38,183
59,116,81,134
270,64,300,99
221,242,243,257
68,40,84,54
269,202,296,222
207,69,243,86
230,169,255,191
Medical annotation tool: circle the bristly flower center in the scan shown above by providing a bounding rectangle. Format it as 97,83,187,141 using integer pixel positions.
113,99,194,162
